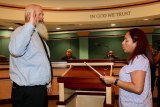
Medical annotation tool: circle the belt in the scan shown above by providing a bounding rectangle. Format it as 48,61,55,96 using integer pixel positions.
12,82,47,88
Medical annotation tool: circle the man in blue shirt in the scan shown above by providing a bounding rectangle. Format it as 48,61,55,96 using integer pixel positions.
9,4,52,107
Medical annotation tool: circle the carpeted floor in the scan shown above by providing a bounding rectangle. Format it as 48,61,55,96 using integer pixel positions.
0,99,158,107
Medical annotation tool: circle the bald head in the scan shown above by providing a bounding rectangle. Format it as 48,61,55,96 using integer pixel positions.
24,4,48,40
25,4,43,22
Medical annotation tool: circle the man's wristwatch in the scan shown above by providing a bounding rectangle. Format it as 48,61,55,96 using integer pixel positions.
114,79,119,85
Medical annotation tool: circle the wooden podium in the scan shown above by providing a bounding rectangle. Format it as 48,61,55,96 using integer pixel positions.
57,60,114,107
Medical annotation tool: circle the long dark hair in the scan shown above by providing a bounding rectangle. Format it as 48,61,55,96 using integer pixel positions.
128,28,153,65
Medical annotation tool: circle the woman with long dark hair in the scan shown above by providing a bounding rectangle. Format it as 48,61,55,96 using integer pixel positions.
101,28,153,107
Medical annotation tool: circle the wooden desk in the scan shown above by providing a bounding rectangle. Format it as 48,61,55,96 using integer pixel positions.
57,62,114,107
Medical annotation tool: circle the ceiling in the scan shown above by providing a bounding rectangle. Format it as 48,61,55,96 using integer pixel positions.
0,0,160,33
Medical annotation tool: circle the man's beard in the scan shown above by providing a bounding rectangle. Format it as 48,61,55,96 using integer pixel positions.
36,22,48,40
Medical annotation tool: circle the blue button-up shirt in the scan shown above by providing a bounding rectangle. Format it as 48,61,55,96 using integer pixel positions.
9,23,51,86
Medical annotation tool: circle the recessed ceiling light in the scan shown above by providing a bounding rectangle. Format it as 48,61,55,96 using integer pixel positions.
111,24,116,27
9,27,13,30
143,19,149,20
56,27,61,30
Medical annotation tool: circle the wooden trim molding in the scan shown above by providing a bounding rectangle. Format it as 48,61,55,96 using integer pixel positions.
0,36,10,38
0,1,159,11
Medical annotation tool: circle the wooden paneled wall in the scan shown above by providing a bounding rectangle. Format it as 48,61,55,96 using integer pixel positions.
0,63,159,100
